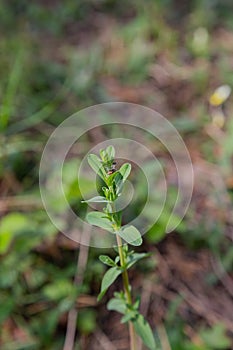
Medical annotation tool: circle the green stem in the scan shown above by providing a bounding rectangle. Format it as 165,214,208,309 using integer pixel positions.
109,199,137,350
116,235,132,303
116,234,137,350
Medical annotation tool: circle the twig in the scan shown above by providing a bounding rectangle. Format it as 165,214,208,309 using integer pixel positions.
94,327,117,350
76,295,97,307
154,247,233,331
157,324,172,350
210,256,233,298
0,196,42,212
180,283,233,331
63,225,91,350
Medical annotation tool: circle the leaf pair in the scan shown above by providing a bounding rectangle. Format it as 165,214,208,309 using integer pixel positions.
86,211,142,246
87,151,131,185
87,146,117,185
107,296,156,350
98,251,149,301
100,145,115,163
99,252,148,269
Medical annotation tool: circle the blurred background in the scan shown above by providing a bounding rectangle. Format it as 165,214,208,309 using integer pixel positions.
0,0,233,349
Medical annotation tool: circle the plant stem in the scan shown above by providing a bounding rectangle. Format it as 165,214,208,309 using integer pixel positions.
116,234,137,350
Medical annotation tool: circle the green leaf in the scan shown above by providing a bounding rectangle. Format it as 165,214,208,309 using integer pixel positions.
105,145,115,160
107,297,126,314
98,267,122,301
99,255,116,267
118,225,142,246
127,252,149,269
115,256,120,264
107,170,119,181
81,196,109,203
0,297,15,324
0,213,31,254
133,297,140,311
133,314,156,350
121,310,137,323
200,323,231,349
100,149,107,161
43,279,76,301
87,154,106,180
119,163,131,182
86,212,114,232
113,172,124,195
77,309,97,335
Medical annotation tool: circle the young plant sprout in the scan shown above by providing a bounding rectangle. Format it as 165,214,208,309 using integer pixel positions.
82,146,156,350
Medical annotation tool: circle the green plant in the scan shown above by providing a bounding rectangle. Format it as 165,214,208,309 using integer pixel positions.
83,145,156,350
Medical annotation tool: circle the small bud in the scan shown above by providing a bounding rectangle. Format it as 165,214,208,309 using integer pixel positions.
209,85,231,106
